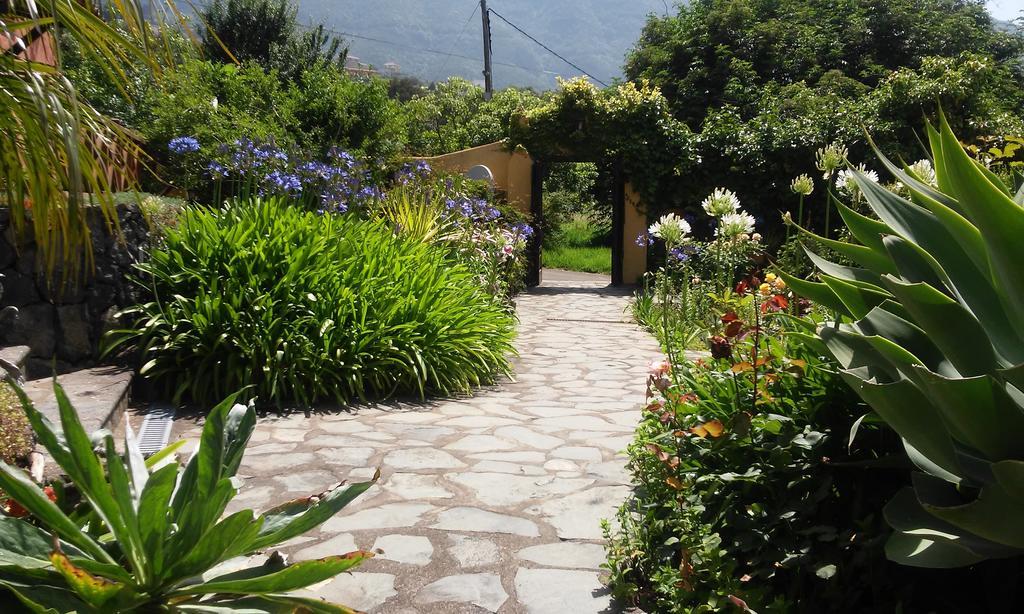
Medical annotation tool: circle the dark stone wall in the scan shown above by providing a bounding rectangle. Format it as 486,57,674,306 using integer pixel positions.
0,204,151,377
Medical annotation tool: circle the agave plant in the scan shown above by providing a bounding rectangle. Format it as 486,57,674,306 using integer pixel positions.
781,114,1024,568
0,379,377,611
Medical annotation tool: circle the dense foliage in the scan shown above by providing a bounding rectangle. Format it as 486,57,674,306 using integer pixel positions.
783,117,1024,567
200,0,346,82
107,198,517,406
403,78,548,156
626,0,1023,127
139,57,406,188
606,313,908,612
611,188,1024,609
1,0,180,277
619,0,1024,239
0,383,376,611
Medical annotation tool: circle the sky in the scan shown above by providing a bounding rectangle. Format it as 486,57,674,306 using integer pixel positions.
987,0,1023,21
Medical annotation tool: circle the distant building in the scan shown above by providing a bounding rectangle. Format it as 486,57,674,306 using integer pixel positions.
344,55,378,78
383,61,401,75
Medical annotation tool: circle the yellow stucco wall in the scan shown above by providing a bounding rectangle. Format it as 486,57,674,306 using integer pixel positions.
623,182,648,285
419,142,533,216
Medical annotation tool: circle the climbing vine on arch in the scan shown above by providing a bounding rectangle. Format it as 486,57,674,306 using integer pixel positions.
508,78,696,216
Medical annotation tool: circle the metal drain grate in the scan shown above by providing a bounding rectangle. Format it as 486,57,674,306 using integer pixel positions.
137,404,175,456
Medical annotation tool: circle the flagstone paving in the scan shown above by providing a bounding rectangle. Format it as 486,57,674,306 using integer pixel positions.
169,275,662,613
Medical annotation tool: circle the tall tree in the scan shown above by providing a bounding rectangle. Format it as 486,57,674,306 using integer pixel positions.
626,0,1024,127
199,0,346,81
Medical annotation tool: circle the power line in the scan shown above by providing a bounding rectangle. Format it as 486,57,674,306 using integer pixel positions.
486,7,609,87
438,1,480,76
294,22,545,77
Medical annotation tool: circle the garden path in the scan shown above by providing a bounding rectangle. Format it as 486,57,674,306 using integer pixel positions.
171,274,661,613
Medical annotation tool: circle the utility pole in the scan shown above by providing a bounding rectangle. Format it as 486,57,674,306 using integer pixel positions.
481,0,494,100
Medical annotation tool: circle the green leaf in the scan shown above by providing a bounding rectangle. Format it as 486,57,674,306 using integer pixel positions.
882,277,998,376
990,460,1024,503
172,553,372,596
937,113,1024,335
836,371,960,478
0,515,80,563
143,439,186,469
803,246,883,288
175,594,360,613
820,275,890,319
885,532,986,569
136,462,178,582
50,383,133,564
0,579,92,614
911,369,1024,462
881,235,945,290
103,437,147,583
913,472,1024,550
777,272,850,317
250,473,379,551
0,462,111,564
835,200,890,253
164,510,263,583
50,550,126,610
851,307,946,372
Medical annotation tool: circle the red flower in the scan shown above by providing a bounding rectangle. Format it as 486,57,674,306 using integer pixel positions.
761,294,789,314
709,335,732,359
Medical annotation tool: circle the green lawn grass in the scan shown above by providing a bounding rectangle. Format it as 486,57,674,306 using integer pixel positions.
543,245,612,274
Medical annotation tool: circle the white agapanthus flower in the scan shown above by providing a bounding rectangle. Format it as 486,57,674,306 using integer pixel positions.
716,211,756,239
836,164,880,201
648,213,691,247
701,188,741,217
908,159,936,187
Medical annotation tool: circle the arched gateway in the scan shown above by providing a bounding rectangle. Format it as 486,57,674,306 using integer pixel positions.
418,141,648,287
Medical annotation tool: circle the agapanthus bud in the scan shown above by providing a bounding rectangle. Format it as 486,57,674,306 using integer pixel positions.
790,174,814,196
816,143,849,180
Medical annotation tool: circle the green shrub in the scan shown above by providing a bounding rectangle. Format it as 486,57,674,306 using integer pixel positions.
140,59,300,192
372,167,532,300
0,382,31,466
0,381,376,611
294,65,406,160
106,197,517,405
607,297,906,612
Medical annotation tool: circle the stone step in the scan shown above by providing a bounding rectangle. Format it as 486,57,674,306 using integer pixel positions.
22,367,133,435
0,345,30,380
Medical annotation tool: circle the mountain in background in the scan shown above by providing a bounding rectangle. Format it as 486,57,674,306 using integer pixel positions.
297,0,667,90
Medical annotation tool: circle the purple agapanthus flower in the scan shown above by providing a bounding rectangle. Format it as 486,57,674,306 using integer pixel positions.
514,223,535,239
169,136,200,154
206,161,228,178
636,232,654,247
265,171,302,194
669,247,689,263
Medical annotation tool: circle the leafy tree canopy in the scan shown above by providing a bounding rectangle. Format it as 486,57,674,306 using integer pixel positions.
199,0,346,81
626,0,1024,128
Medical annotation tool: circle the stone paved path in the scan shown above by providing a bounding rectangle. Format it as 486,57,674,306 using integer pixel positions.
169,275,661,613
